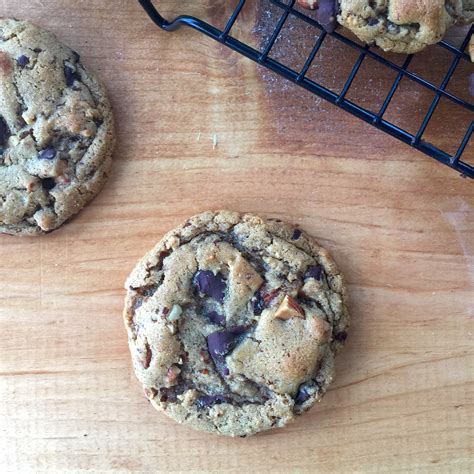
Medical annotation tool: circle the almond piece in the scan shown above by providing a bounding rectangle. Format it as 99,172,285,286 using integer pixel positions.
274,295,305,320
297,0,318,9
167,304,182,322
166,365,181,385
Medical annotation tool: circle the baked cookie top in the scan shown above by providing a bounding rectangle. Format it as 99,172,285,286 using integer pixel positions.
124,211,349,437
0,19,114,236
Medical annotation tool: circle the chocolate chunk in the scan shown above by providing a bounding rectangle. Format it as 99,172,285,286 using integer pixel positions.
136,284,158,297
305,264,322,281
295,386,311,404
38,147,57,160
64,64,80,86
0,116,10,148
387,22,401,34
41,178,56,190
194,270,226,303
368,17,378,26
207,327,246,368
16,55,30,67
252,291,265,315
206,311,225,326
291,229,302,240
196,395,230,410
253,287,280,315
469,73,474,97
317,0,338,33
159,386,179,403
334,331,348,343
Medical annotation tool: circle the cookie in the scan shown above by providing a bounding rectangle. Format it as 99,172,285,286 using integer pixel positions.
337,0,472,54
0,19,114,236
448,0,474,24
124,211,349,437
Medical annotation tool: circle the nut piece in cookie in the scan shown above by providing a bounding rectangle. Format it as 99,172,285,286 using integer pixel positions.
297,0,319,9
297,0,339,33
274,295,306,320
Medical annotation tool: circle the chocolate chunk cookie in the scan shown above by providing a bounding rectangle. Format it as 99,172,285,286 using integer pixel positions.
0,19,114,236
124,211,349,437
338,0,453,53
337,0,472,54
296,0,473,53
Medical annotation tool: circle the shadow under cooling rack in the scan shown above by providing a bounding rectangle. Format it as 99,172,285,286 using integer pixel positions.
139,0,474,178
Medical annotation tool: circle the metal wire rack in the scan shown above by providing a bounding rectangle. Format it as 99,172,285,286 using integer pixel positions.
139,0,474,178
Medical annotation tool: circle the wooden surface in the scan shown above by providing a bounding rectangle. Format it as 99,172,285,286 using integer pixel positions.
1,1,473,472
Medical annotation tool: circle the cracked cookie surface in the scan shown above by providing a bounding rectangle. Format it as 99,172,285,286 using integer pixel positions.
337,0,473,53
124,211,349,437
0,19,114,236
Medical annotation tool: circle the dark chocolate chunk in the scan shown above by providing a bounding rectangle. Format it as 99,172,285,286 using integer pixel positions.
317,0,338,33
305,264,323,281
387,22,401,34
295,386,311,404
0,116,10,148
252,291,265,315
206,310,225,326
334,331,348,343
196,395,230,410
368,17,379,26
38,147,57,160
159,386,180,403
194,270,226,303
253,287,280,315
64,64,80,86
136,284,158,297
41,178,56,190
291,229,302,240
16,55,30,67
207,326,246,368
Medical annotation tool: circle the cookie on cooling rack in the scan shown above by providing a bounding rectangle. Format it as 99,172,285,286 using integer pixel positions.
0,19,114,236
124,211,349,437
337,0,472,54
448,0,474,24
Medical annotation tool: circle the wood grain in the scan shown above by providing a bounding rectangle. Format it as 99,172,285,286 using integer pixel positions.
0,1,473,472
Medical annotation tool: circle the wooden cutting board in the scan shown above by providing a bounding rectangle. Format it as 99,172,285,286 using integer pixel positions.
1,1,473,472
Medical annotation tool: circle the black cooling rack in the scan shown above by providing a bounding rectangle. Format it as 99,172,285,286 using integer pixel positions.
139,0,474,178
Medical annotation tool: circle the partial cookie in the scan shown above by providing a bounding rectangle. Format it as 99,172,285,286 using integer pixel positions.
337,0,455,54
124,211,349,437
448,0,474,24
0,19,115,236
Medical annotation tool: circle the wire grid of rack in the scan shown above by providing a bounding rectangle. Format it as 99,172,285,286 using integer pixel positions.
139,0,474,178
